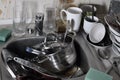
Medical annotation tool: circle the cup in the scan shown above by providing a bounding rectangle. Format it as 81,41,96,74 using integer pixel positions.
87,23,112,47
60,7,83,32
12,0,37,37
43,4,57,33
83,16,99,34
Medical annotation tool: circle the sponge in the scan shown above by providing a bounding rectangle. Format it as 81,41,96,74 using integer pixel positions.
85,68,112,80
0,28,12,42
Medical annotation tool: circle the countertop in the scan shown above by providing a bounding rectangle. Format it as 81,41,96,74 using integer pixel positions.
0,25,120,80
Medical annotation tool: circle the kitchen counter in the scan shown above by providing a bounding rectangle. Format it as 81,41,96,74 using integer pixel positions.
0,25,120,80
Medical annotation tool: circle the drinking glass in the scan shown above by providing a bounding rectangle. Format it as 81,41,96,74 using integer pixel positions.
12,0,37,37
43,3,57,33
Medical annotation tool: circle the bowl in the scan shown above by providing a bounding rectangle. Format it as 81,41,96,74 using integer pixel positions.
86,35,112,49
89,23,106,43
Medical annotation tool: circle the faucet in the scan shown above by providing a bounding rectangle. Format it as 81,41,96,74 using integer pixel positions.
26,13,44,36
34,13,44,36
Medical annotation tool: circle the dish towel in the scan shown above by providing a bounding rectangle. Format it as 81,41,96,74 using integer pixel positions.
0,28,12,42
85,68,113,80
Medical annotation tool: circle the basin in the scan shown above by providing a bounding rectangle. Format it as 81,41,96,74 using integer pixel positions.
1,37,89,80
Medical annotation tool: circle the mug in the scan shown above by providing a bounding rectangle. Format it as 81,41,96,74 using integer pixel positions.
83,16,99,34
60,7,82,32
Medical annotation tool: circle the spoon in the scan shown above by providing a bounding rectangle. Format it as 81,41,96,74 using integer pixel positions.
92,5,94,21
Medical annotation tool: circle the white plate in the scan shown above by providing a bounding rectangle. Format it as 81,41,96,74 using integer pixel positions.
89,23,105,43
110,34,120,45
104,15,120,36
113,43,120,52
112,44,120,56
114,34,120,43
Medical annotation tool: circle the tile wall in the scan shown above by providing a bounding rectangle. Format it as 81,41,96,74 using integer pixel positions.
0,0,110,20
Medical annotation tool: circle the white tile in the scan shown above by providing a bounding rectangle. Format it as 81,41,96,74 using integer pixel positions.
0,0,111,24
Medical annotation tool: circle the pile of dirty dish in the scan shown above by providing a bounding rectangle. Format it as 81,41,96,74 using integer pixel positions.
82,8,112,60
83,15,112,49
104,13,120,56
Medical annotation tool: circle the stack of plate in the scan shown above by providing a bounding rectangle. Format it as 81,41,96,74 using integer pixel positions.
104,14,120,56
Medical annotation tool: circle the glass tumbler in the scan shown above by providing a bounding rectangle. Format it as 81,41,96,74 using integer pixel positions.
43,3,57,33
12,0,37,37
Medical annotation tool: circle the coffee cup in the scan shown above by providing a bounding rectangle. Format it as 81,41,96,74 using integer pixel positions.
60,7,82,32
83,16,99,34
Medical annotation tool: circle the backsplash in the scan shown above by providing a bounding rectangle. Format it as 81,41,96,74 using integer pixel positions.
0,0,110,23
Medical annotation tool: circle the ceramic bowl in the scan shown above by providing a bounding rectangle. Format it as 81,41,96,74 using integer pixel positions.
86,35,112,49
89,23,106,43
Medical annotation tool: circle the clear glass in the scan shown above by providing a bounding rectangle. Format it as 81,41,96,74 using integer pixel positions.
12,0,37,37
43,2,57,34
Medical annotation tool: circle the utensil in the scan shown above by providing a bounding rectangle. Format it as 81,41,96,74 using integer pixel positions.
13,57,58,78
63,20,71,43
26,47,46,55
92,5,94,21
63,21,76,45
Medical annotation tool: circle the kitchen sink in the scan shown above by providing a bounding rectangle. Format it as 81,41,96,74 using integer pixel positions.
1,36,89,80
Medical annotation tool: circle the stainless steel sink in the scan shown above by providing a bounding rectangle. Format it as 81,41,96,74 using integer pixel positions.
1,36,89,80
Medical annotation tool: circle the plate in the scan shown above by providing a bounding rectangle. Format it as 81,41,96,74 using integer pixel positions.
112,44,120,56
104,15,120,36
110,34,120,45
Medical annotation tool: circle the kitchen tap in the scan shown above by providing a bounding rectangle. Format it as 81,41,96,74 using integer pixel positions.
35,13,44,36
